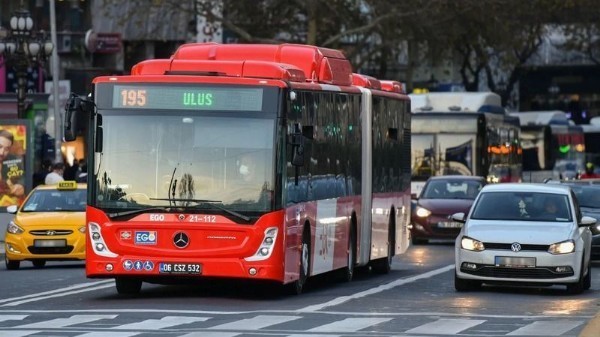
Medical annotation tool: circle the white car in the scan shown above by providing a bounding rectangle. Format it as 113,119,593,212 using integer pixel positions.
453,183,595,294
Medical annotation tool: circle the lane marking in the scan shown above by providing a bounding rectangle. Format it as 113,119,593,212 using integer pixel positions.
405,318,486,334
297,264,455,312
1,283,115,307
308,317,392,332
207,315,301,330
506,320,584,336
109,316,209,330
13,314,117,328
0,315,27,322
0,280,113,305
0,331,41,337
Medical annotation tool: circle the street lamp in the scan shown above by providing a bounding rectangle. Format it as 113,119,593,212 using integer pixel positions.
0,6,53,119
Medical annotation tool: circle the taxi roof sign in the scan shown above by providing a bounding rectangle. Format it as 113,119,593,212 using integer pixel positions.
57,181,78,190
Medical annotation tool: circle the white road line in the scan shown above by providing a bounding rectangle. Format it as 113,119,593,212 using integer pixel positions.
207,315,301,330
180,333,240,337
0,280,113,305
12,314,117,329
77,333,140,337
1,284,114,307
308,317,392,332
297,264,455,312
405,318,486,334
0,331,41,337
507,320,584,336
0,315,27,322
109,316,209,330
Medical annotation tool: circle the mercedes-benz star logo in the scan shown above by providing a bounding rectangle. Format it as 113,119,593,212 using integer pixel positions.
511,242,522,252
173,232,190,249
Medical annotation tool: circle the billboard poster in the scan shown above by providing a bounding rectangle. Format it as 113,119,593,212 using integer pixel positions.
0,120,32,208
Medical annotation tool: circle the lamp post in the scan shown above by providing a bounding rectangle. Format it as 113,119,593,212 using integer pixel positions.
0,6,53,119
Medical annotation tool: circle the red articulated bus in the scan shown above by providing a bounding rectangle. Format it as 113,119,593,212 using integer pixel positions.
64,43,412,295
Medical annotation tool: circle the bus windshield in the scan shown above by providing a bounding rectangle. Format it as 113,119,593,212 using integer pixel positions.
93,111,276,213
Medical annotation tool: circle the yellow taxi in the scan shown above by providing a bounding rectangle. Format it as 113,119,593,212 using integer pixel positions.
4,181,86,269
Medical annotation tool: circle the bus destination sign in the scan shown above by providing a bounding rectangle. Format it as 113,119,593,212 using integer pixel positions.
112,85,263,111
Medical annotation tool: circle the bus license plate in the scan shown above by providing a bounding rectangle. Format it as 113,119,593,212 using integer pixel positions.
159,263,202,274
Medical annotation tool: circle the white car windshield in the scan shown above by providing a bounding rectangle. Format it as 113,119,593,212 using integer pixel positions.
471,191,572,222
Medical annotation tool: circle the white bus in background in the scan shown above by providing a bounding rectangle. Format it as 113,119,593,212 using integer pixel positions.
509,111,585,181
409,92,522,196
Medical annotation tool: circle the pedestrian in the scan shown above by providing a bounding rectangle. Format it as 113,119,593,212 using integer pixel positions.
579,162,600,179
76,158,88,183
63,159,79,180
33,159,52,188
45,163,65,184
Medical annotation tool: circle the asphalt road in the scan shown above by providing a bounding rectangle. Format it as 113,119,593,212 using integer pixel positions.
1,241,599,336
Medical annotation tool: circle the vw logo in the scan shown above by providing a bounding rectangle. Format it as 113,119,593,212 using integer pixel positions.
46,230,56,236
511,242,522,252
173,232,190,249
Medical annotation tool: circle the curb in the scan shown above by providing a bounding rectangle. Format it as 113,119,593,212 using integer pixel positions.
579,311,600,337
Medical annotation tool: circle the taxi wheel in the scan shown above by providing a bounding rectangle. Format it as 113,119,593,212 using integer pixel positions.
115,278,142,295
5,256,20,270
32,260,46,268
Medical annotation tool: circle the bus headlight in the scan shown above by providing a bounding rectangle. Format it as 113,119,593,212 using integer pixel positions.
245,227,278,261
88,222,117,258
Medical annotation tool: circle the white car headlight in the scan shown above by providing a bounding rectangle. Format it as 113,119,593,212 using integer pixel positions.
415,206,431,218
548,239,575,254
461,236,485,251
7,221,24,234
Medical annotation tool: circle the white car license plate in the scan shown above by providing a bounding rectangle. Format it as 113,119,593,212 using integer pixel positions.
159,262,202,274
495,256,536,268
437,221,463,228
34,239,66,247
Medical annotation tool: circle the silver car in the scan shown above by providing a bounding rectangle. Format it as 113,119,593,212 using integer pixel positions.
453,183,595,294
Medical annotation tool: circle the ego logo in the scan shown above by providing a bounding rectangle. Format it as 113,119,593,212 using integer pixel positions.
134,231,157,245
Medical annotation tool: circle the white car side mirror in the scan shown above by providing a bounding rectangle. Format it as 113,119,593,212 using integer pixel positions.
580,216,597,226
451,212,466,223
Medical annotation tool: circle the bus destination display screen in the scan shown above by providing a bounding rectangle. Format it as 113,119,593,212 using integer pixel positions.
112,85,264,111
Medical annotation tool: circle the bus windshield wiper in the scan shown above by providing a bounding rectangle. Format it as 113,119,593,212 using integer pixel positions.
150,198,250,222
108,207,171,219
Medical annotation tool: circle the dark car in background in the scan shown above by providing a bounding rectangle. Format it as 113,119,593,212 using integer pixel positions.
545,180,600,259
411,175,486,244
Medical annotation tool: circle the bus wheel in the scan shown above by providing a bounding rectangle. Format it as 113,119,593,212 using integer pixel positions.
371,222,395,274
115,278,142,295
5,256,20,270
32,260,46,268
338,226,356,282
293,226,311,295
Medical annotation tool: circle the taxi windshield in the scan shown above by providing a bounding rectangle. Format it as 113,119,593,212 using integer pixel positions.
21,189,86,212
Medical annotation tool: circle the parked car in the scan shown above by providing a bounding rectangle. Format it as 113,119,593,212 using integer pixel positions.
545,180,600,260
410,175,486,244
453,183,594,294
4,181,86,270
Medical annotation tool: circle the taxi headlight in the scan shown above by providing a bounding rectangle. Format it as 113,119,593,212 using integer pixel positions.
7,221,24,234
548,240,575,254
415,206,431,218
461,236,485,251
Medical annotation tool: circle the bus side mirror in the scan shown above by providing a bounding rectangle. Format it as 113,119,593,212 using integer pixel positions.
63,95,80,141
64,94,93,142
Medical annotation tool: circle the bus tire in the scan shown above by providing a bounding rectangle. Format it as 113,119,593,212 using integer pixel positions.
292,224,311,295
371,217,395,274
338,223,357,282
115,277,142,295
